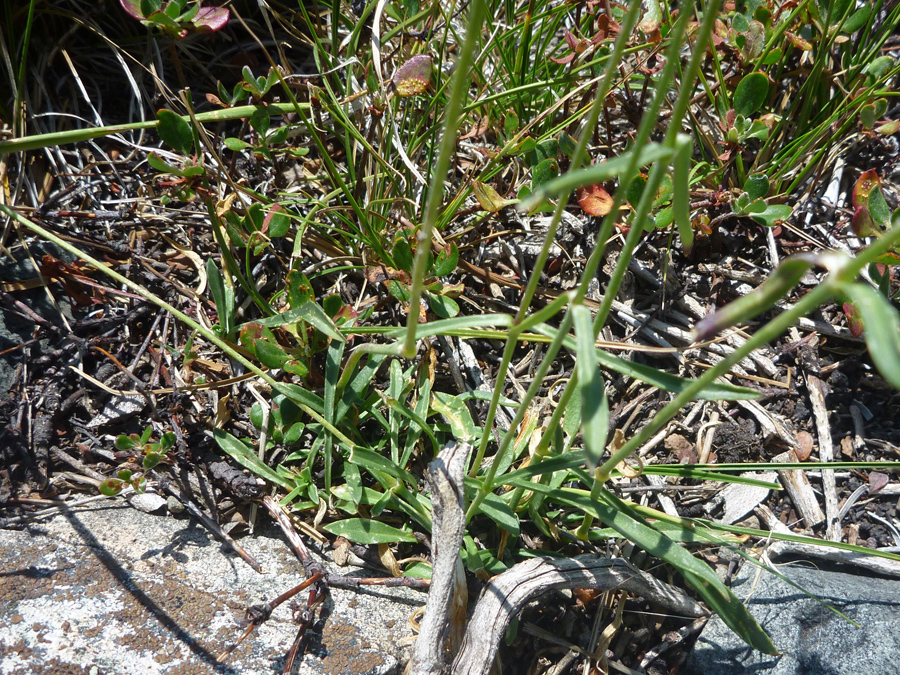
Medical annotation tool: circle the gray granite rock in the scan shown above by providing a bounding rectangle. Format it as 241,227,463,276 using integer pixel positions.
683,559,900,675
0,502,422,674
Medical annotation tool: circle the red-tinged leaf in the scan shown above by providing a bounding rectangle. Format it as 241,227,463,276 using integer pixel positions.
784,31,812,50
392,55,433,97
725,108,737,129
843,302,864,338
119,0,145,20
192,6,229,32
459,116,490,140
869,471,889,494
852,169,880,208
851,205,878,236
576,183,614,216
100,478,125,497
473,181,518,212
550,52,577,65
263,204,290,238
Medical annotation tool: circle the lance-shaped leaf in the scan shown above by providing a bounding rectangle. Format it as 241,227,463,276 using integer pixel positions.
573,305,609,470
547,486,777,654
322,518,417,544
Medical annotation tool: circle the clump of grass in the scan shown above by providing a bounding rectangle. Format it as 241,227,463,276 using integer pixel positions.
3,0,900,666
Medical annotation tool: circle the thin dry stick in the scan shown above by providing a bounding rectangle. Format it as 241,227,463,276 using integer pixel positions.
451,556,707,675
807,373,841,541
408,441,470,675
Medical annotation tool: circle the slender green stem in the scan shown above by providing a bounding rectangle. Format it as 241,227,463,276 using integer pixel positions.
0,102,311,155
403,0,486,358
469,0,644,479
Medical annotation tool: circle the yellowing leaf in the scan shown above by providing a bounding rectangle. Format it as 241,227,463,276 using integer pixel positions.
473,180,518,212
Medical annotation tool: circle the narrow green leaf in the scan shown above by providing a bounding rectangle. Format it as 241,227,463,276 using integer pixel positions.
272,382,325,415
693,255,815,341
350,447,418,486
554,487,777,654
322,518,417,544
431,391,476,442
297,301,345,342
206,259,233,335
477,492,520,537
147,152,184,176
213,429,293,490
673,135,693,248
573,306,608,471
382,396,440,457
534,324,759,400
520,143,674,211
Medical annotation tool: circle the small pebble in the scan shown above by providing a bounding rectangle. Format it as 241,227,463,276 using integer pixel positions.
128,493,167,514
167,495,185,514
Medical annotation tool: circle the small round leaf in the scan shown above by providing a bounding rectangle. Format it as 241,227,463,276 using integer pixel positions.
733,72,769,118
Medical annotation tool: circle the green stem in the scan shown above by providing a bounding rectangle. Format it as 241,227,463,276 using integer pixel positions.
0,103,310,155
469,0,644,481
403,0,487,358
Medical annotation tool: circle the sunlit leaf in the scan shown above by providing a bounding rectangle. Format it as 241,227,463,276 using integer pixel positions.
264,204,291,238
473,181,518,212
322,518,417,544
477,492,520,537
192,5,229,32
744,174,769,202
428,292,460,318
852,169,880,209
213,429,294,490
573,305,608,471
100,478,125,497
748,203,792,228
576,183,613,216
433,243,459,277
